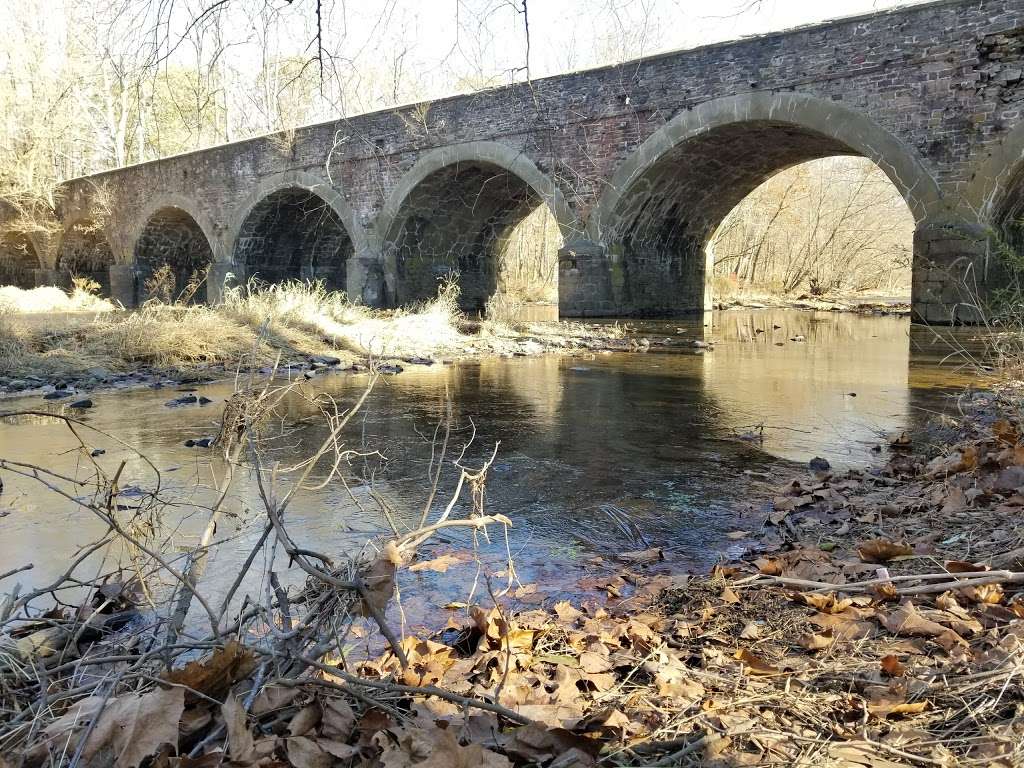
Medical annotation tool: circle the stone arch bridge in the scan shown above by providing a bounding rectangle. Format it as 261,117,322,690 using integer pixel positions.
6,0,1024,322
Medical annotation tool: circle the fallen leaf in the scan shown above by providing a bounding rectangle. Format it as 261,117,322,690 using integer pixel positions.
500,724,600,763
162,639,256,704
960,583,1004,605
614,547,663,565
288,704,321,736
360,556,397,617
733,648,778,675
799,592,853,614
880,654,906,677
857,539,913,564
287,736,333,768
250,683,300,716
223,693,256,763
77,686,185,768
945,560,989,574
867,697,928,718
881,602,966,646
552,601,583,623
319,696,355,742
993,419,1019,445
798,631,835,651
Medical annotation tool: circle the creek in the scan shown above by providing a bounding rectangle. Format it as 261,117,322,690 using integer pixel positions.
0,309,981,633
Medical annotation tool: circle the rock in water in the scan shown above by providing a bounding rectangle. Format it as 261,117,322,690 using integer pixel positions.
43,391,72,400
165,394,199,407
69,399,93,409
809,456,831,472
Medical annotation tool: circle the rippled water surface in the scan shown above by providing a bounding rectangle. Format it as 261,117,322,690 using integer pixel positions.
0,309,982,625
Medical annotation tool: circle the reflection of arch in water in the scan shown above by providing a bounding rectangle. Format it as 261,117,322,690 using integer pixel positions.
591,93,939,316
56,220,115,296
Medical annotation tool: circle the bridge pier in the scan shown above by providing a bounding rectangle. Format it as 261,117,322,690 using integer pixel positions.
347,252,386,307
33,269,60,289
558,239,615,317
207,262,242,304
108,264,136,308
912,222,999,325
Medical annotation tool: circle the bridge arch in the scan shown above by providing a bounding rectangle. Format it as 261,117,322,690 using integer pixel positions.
589,92,941,314
0,231,42,288
229,171,366,294
131,196,217,304
377,141,580,313
55,217,116,297
962,121,1024,256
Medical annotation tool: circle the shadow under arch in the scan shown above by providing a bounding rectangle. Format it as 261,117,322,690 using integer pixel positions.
228,171,366,293
588,92,942,315
0,231,42,288
55,216,116,297
376,141,581,311
962,121,1024,254
131,196,218,303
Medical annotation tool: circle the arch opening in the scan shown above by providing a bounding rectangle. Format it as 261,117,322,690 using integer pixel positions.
0,233,41,289
57,222,115,296
710,156,914,302
602,121,917,315
134,207,214,303
386,161,562,315
233,188,352,292
990,156,1024,260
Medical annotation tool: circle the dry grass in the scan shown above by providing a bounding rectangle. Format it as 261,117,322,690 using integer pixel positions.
0,285,114,314
0,280,472,378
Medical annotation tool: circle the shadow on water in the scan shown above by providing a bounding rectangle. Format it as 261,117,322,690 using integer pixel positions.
0,309,984,627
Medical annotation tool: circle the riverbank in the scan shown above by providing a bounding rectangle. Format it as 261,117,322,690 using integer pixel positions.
0,282,639,398
0,281,924,400
715,288,911,315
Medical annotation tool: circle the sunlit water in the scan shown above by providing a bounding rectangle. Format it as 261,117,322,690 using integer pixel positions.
0,309,983,633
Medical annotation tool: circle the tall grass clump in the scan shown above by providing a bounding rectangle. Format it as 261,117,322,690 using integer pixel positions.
0,278,476,381
221,278,467,358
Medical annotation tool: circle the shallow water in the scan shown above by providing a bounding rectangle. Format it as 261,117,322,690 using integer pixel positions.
0,309,982,630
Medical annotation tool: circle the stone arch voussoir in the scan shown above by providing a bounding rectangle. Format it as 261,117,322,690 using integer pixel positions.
589,92,943,242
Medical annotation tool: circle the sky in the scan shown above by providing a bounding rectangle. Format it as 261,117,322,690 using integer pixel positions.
309,0,929,87
172,0,931,110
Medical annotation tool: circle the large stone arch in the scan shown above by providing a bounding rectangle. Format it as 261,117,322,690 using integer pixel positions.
583,92,941,316
131,196,218,304
228,171,366,296
376,141,581,312
229,171,367,262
